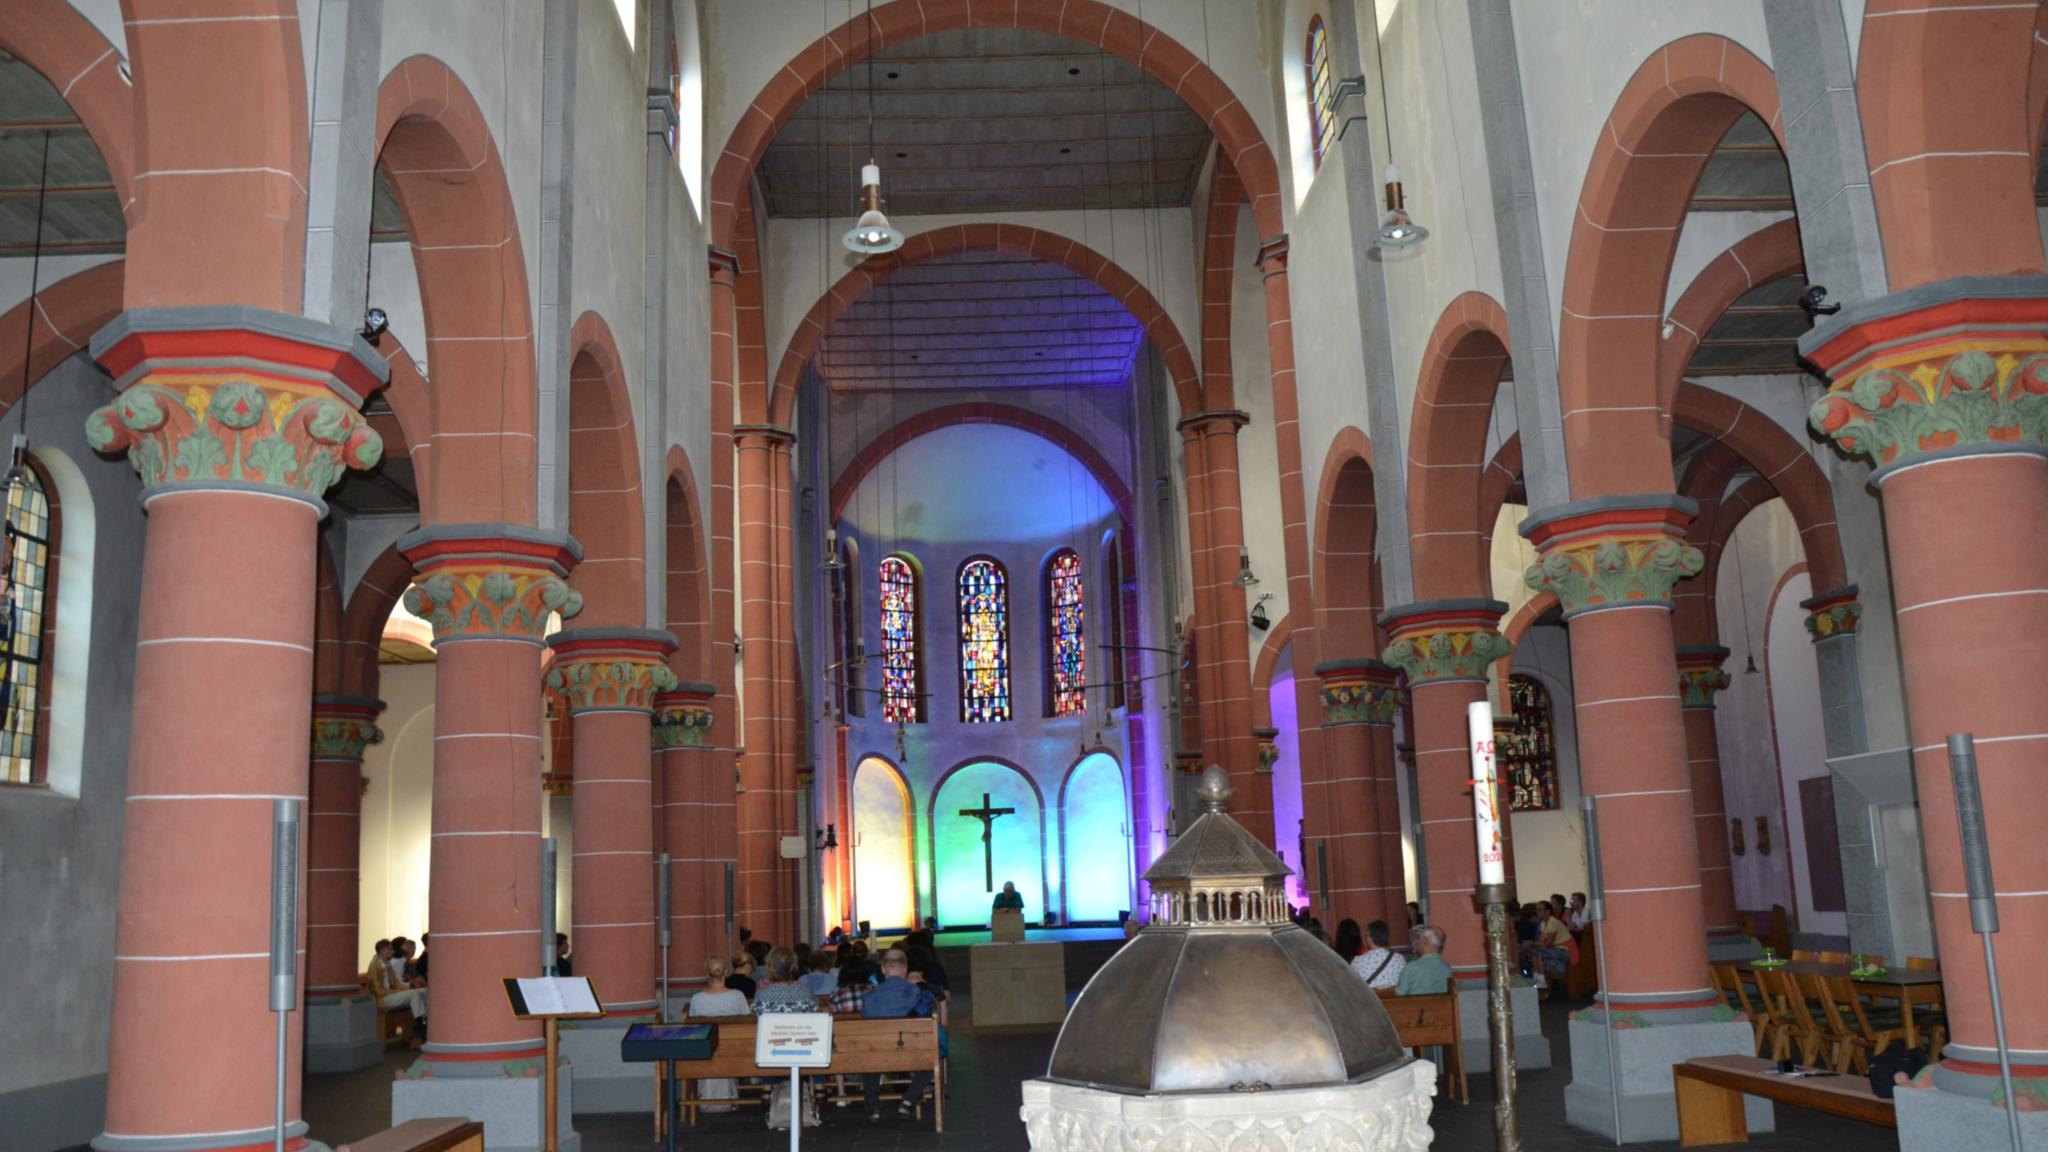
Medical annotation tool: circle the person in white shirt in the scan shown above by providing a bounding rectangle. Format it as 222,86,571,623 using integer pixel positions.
1348,919,1407,989
1567,892,1590,930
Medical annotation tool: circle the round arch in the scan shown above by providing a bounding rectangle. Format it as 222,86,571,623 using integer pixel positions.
1250,615,1294,730
829,400,1136,525
709,2,1284,250
1312,426,1380,662
565,311,644,626
775,224,1200,428
1055,750,1133,924
375,55,539,526
1657,219,1804,418
340,540,421,701
1672,441,1750,647
0,261,124,414
1408,292,1512,598
927,755,1049,927
1671,383,1845,595
1556,34,1783,498
850,754,919,932
0,1,133,205
663,445,712,682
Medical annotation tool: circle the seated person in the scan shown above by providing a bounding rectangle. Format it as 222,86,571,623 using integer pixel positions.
1395,925,1452,995
366,939,428,1046
991,880,1025,916
725,953,758,1000
412,933,430,984
1566,892,1591,930
800,949,840,997
685,956,749,1112
752,947,819,1014
858,950,937,1122
1349,920,1406,989
1520,902,1577,989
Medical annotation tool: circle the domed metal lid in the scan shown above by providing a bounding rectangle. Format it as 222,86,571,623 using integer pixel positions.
1043,767,1410,1095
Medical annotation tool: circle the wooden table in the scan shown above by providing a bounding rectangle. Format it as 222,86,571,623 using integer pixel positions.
1733,960,1943,1048
1673,1055,1892,1147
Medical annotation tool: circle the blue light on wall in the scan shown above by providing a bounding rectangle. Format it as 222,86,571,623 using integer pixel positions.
1060,752,1132,923
931,761,1043,926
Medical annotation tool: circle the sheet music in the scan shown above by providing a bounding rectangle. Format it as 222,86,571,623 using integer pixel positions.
517,977,565,1016
556,977,601,1015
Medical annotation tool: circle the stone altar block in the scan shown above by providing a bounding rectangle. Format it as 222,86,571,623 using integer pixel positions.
991,908,1027,942
970,940,1066,1028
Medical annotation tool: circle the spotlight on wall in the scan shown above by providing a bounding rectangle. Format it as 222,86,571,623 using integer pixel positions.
814,824,839,852
360,306,389,345
1799,285,1842,317
1250,593,1274,633
1234,547,1261,588
820,528,844,572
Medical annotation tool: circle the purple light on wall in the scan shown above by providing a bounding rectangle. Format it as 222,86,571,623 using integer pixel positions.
1269,666,1306,908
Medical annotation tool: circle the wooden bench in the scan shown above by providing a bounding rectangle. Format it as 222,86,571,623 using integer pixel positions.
1673,1055,1893,1147
358,976,414,1049
654,1016,945,1132
1376,987,1466,1105
1563,928,1598,1001
334,1118,482,1152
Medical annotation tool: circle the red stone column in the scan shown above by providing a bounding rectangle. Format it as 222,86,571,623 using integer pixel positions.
705,247,743,962
735,424,796,941
1179,426,1217,762
399,529,581,1068
307,696,385,1002
1523,501,1716,1016
1674,646,1740,939
85,312,386,1152
1381,602,1511,985
1311,659,1398,926
546,629,677,1019
655,685,721,992
1804,290,2048,1102
1185,410,1267,845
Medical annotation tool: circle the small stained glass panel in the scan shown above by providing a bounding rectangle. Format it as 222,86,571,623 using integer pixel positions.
1503,674,1558,812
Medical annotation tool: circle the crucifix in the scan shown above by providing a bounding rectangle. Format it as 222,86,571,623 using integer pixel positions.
957,791,1016,892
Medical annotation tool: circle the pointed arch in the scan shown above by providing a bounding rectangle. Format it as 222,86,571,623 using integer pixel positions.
1313,426,1381,661
1408,292,1512,599
664,446,711,682
1658,219,1804,418
341,541,420,701
566,311,643,626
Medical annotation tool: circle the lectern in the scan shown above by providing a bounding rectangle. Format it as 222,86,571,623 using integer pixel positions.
503,976,604,1152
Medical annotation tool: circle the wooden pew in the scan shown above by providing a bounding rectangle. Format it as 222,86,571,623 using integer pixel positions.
1564,929,1599,1001
334,1119,483,1152
1673,1055,1892,1146
655,1016,945,1131
1376,987,1467,1105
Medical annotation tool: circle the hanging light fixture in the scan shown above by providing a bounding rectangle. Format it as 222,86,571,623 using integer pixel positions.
1374,164,1429,250
1369,21,1427,251
1234,546,1261,587
841,0,902,255
820,527,844,571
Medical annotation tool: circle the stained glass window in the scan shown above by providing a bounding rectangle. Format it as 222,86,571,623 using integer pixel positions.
1306,16,1336,171
1046,549,1086,717
1503,674,1559,811
879,555,921,723
0,463,51,785
958,557,1011,723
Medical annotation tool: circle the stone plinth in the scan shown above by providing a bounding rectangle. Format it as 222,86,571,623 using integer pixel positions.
1022,1059,1436,1152
1456,983,1551,1072
305,995,380,1074
391,1061,580,1152
1563,1015,1768,1143
559,1021,650,1115
970,941,1066,1029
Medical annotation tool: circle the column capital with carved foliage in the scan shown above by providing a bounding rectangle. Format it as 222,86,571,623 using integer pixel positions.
84,307,389,506
1520,496,1703,617
1315,659,1401,725
1674,646,1733,711
1801,277,2048,479
1253,726,1280,776
399,526,584,644
544,628,679,715
1801,585,1862,643
654,682,718,750
311,694,384,761
1378,599,1511,686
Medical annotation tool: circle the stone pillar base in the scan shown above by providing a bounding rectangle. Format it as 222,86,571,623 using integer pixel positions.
1899,1076,2048,1152
1457,983,1552,1072
305,996,381,1074
1706,935,1762,963
559,1021,653,1114
392,1060,580,1152
1563,1015,1770,1143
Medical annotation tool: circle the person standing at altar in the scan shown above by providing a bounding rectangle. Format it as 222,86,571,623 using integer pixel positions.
991,880,1025,915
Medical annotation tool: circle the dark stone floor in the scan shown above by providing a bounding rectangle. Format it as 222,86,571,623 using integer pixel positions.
305,996,1891,1151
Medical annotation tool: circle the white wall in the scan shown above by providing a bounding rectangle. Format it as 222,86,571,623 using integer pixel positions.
1504,623,1587,902
357,663,437,966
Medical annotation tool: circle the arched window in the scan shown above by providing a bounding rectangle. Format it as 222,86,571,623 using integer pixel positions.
879,554,921,723
1045,549,1086,717
0,460,55,785
1306,15,1336,171
958,557,1011,723
1503,674,1559,811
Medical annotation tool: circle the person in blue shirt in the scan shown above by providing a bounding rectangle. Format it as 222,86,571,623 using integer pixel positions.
859,949,937,1121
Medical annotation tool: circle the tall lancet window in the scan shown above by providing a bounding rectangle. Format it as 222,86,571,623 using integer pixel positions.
1046,549,1086,717
958,557,1011,722
879,554,922,723
1306,15,1336,171
1,460,53,785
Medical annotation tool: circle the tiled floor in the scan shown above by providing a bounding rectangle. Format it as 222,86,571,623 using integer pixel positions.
304,997,1892,1151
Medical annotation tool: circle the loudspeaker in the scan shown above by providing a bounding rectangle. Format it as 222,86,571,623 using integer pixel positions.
1946,733,1999,933
1581,795,1606,924
541,836,559,973
269,799,301,1011
656,852,673,948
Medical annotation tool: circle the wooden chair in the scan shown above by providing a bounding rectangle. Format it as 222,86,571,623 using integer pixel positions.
1710,963,1768,1055
1791,949,1818,963
1814,972,1906,1074
1759,968,1824,1065
1378,988,1467,1105
1817,951,1849,965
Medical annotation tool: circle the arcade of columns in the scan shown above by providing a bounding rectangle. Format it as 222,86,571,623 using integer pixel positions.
46,1,2048,1148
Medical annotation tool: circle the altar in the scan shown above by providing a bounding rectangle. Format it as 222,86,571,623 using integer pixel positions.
968,939,1067,1030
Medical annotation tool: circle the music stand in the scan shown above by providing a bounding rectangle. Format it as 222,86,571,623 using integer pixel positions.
504,976,605,1152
